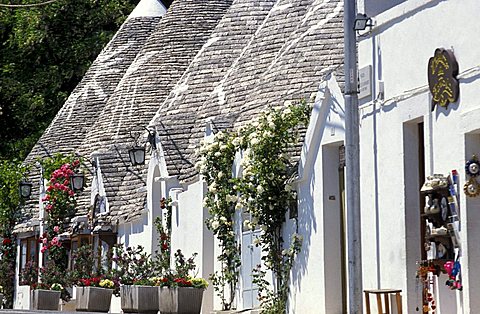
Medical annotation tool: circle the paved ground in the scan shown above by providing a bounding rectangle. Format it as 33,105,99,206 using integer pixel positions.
0,311,121,314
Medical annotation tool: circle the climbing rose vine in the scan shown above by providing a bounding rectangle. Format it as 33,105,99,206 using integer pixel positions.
198,100,310,313
197,131,240,310
41,158,81,268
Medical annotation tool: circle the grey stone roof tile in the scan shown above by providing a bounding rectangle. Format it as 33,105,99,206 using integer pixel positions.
153,0,344,183
15,15,162,229
76,0,235,222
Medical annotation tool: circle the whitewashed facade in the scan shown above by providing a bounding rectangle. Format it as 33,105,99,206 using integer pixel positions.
356,0,480,313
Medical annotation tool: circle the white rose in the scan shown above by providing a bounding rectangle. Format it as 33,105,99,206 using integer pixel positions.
211,220,220,230
232,137,241,147
257,185,264,194
214,152,221,157
218,171,224,179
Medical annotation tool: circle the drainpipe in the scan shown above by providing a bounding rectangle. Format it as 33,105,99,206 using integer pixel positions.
343,0,363,313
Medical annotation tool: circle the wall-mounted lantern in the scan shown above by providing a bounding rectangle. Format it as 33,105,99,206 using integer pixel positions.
70,173,85,192
128,128,156,166
128,146,146,166
19,180,33,198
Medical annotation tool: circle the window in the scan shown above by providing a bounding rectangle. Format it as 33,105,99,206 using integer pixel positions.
19,236,39,272
69,235,93,270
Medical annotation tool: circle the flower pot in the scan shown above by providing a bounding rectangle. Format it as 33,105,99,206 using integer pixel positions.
31,289,60,310
121,285,159,313
76,286,113,312
159,287,204,314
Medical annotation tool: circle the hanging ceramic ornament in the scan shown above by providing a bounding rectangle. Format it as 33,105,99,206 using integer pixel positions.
465,155,480,177
464,178,480,197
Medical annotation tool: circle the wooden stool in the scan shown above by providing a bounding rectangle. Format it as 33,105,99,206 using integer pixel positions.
364,289,402,314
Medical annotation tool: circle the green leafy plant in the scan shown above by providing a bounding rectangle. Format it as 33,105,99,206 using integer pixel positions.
152,197,173,275
155,249,208,290
197,100,310,313
0,159,28,308
38,261,71,301
110,245,153,286
197,131,240,310
236,101,309,313
40,156,81,269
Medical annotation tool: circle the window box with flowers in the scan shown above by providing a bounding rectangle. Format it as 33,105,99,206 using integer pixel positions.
76,278,114,312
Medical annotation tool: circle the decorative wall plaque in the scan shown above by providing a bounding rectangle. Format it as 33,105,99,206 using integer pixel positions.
428,48,459,110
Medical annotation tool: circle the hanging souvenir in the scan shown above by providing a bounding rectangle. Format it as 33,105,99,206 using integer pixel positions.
465,155,480,177
464,178,480,197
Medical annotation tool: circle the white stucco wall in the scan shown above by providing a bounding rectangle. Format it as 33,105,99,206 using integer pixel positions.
288,75,346,313
171,178,215,314
358,0,480,312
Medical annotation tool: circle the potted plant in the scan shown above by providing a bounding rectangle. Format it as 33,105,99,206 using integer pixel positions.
157,250,209,314
69,244,115,312
111,245,159,313
31,282,62,311
76,277,114,312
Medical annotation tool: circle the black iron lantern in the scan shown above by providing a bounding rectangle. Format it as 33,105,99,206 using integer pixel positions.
19,180,33,198
354,13,373,31
70,173,85,192
128,146,146,166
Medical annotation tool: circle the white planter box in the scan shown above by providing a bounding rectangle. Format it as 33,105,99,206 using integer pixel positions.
159,287,204,314
121,285,159,313
31,289,60,311
76,286,113,312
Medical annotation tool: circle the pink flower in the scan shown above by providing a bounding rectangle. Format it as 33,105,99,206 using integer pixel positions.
42,238,48,245
41,245,47,253
53,226,60,233
50,237,61,247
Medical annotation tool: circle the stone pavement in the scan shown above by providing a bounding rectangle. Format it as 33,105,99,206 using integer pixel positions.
0,311,121,314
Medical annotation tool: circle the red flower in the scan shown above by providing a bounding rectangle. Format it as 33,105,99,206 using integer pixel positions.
2,238,12,245
162,243,169,251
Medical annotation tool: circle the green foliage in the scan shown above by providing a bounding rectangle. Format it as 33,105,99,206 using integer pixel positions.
39,153,80,180
197,130,240,310
69,244,101,282
0,0,139,161
198,100,310,313
237,101,309,313
152,197,172,275
110,245,153,285
0,159,27,307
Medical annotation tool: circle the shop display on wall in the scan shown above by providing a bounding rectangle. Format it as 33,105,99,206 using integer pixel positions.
464,155,480,197
427,48,459,111
417,172,462,313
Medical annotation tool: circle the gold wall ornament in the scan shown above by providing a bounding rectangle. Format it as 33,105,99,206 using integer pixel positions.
428,48,459,111
464,178,480,197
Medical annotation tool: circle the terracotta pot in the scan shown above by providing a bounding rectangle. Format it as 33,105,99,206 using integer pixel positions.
121,285,159,313
31,289,60,310
76,286,113,312
159,287,204,314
